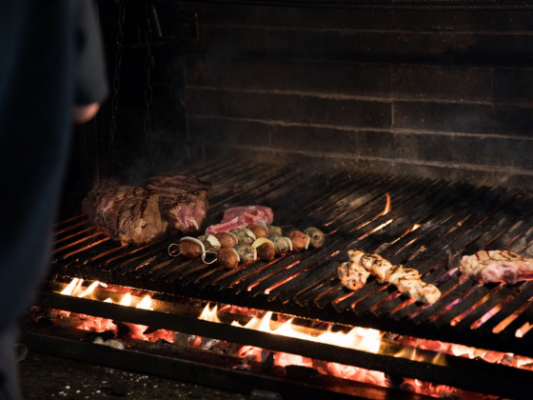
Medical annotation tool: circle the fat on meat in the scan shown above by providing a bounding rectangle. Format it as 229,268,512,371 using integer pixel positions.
460,250,533,284
206,206,274,235
221,206,273,224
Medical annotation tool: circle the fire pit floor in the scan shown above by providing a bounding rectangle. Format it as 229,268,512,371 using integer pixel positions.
20,351,246,400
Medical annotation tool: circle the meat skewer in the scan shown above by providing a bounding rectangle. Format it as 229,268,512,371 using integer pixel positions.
338,260,371,291
460,250,533,284
338,250,441,304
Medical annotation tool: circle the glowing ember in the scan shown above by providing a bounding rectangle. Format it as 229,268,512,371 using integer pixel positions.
493,301,531,334
46,279,533,399
516,322,533,338
471,304,501,329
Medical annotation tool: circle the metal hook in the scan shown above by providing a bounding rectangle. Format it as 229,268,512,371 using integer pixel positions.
168,243,181,257
202,250,218,265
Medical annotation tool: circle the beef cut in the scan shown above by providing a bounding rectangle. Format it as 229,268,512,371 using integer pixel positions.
206,205,273,235
84,175,211,246
460,250,533,284
145,175,211,233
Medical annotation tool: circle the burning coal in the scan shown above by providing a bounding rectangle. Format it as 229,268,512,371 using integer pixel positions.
42,278,532,399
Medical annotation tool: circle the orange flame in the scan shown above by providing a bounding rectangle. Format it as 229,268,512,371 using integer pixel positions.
60,278,80,296
60,278,100,299
119,293,132,306
383,193,391,215
78,281,100,298
136,295,153,310
201,305,382,354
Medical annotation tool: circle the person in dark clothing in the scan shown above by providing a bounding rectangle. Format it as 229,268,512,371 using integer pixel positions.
0,1,108,398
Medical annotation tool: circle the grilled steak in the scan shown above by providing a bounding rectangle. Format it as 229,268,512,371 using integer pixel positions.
206,205,274,235
145,175,211,233
85,181,167,245
460,250,533,284
84,175,210,246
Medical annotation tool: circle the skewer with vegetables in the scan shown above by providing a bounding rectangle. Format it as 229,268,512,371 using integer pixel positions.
168,235,220,264
168,220,326,269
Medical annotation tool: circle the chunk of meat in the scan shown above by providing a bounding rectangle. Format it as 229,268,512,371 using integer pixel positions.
221,206,274,224
85,183,167,245
340,250,441,304
460,250,533,284
338,261,370,291
84,174,210,245
205,206,274,235
145,175,211,233
117,190,168,245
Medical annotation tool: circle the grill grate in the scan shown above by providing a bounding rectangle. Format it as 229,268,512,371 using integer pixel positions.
50,159,533,357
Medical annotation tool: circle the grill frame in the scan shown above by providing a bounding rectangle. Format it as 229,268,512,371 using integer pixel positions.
50,159,533,358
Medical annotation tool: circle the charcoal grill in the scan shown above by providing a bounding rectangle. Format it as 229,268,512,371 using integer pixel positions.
49,159,533,353
25,158,533,399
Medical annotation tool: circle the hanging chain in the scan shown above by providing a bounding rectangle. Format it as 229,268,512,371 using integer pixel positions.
109,0,126,164
144,6,155,136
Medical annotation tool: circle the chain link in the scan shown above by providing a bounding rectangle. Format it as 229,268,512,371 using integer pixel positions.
144,6,155,136
109,0,126,165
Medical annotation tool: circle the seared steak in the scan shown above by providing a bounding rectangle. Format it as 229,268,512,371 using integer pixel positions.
84,175,210,246
145,175,211,233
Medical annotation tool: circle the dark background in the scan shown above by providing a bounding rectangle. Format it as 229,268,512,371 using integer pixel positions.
64,1,533,213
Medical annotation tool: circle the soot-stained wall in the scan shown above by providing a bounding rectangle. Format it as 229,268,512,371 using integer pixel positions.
181,3,533,188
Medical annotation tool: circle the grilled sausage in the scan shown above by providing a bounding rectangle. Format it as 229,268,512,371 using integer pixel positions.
179,240,203,259
256,242,276,260
215,232,238,248
218,248,240,269
247,224,268,239
288,230,310,251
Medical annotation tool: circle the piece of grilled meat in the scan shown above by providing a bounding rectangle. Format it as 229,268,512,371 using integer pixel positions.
338,250,441,304
84,180,167,245
460,250,533,284
145,175,211,233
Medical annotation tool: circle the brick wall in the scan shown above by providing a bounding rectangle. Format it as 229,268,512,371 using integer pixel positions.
181,2,533,187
